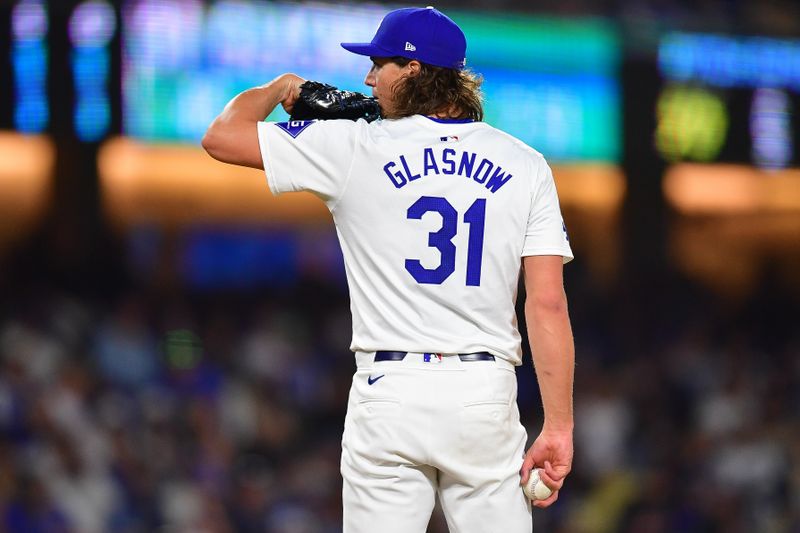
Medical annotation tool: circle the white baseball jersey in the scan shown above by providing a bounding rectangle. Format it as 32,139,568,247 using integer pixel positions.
257,115,572,365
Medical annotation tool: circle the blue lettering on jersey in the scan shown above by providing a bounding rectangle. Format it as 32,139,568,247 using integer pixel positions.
399,155,421,182
275,120,315,138
423,148,440,175
381,149,513,193
441,148,456,174
384,161,407,188
472,158,493,184
486,167,512,192
458,152,476,178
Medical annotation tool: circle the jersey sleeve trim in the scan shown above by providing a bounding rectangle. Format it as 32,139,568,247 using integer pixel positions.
520,248,574,264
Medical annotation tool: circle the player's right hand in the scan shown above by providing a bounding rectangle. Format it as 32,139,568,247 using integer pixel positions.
278,73,306,115
520,428,573,508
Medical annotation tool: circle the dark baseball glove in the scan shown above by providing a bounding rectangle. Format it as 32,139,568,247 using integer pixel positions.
290,81,382,122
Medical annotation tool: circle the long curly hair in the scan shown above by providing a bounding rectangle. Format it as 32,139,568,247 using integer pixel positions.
390,57,484,121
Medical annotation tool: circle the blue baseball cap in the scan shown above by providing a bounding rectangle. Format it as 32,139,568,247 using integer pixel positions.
341,7,467,70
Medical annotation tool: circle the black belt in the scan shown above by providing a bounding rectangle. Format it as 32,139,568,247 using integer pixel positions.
374,351,495,362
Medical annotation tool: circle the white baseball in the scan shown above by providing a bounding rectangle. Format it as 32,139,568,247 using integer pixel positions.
523,468,553,500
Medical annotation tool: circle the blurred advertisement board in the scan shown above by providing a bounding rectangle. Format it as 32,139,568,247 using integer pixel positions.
121,0,621,163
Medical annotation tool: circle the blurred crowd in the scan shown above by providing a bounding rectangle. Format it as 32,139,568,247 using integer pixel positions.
0,279,355,533
0,262,798,532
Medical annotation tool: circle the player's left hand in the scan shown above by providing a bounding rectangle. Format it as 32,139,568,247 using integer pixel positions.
520,428,573,508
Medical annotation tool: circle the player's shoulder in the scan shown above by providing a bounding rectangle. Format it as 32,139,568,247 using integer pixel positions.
472,122,546,162
356,115,418,143
265,117,366,140
294,118,366,130
467,123,550,187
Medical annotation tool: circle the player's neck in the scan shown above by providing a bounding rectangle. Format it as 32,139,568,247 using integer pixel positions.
428,104,466,120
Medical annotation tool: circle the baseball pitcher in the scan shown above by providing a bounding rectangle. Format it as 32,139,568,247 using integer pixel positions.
203,7,575,532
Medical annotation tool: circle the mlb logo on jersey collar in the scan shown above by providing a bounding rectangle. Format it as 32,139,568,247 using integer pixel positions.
423,353,443,363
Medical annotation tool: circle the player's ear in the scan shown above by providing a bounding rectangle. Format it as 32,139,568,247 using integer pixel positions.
406,60,421,76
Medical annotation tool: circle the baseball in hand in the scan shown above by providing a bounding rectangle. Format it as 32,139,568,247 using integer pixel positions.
523,468,553,500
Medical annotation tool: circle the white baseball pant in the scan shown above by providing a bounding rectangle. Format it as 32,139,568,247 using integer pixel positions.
341,351,532,533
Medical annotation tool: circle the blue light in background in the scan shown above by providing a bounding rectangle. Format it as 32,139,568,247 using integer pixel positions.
69,0,116,142
482,70,620,161
751,88,793,170
181,229,300,289
73,47,111,141
122,0,206,141
12,0,49,133
659,32,800,89
69,0,116,46
126,226,347,291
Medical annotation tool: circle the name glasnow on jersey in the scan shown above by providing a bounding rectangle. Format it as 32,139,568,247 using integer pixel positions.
381,147,513,193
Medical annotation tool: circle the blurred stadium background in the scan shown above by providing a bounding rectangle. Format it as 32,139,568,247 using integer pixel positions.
1,0,799,531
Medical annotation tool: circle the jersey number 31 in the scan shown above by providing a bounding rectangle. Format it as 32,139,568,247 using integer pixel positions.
405,196,486,287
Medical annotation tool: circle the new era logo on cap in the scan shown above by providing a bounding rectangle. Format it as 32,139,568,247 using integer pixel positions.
405,42,416,51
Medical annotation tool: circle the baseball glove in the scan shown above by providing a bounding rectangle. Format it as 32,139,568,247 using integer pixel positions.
290,81,382,122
